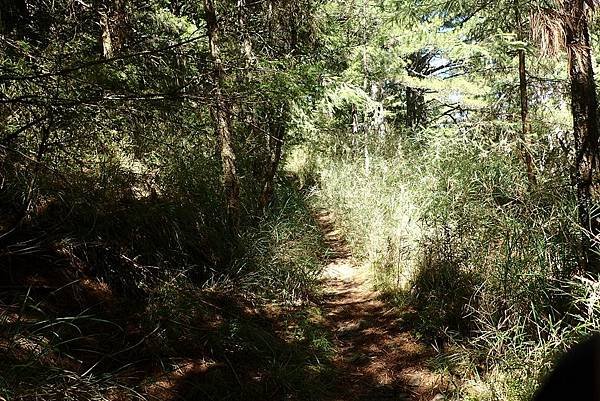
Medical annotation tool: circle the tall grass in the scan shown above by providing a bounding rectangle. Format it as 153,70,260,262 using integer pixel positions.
286,148,422,291
238,181,327,303
1,158,330,400
288,122,598,400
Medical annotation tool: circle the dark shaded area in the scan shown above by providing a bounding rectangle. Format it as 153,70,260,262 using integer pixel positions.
0,197,225,296
409,240,478,342
0,0,28,34
0,178,333,400
534,334,600,401
0,250,336,400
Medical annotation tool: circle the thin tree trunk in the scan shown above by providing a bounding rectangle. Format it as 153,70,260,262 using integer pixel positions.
515,0,536,187
259,120,285,209
517,49,536,187
362,0,370,175
237,0,276,209
405,52,428,130
351,104,359,153
567,0,600,272
25,115,52,217
99,10,113,58
405,86,419,129
204,0,241,232
237,0,255,66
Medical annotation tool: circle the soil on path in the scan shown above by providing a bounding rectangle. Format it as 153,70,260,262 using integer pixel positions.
315,210,448,401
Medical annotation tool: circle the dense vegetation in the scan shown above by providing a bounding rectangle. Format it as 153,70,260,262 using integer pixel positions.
2,0,600,400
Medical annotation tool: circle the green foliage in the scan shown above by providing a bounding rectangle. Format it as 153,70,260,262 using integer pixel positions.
284,0,600,398
4,0,600,399
296,119,582,401
239,181,327,303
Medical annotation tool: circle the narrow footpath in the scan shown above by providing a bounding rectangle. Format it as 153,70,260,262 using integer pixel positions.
315,210,448,401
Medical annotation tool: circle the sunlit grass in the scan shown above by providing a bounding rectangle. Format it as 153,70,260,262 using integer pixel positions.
287,121,597,401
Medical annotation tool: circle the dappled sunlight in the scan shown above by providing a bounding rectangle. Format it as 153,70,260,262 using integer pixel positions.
3,0,600,399
0,191,335,401
315,211,450,401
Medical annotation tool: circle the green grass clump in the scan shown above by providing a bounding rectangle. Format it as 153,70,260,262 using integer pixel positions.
0,171,333,400
141,278,335,401
238,180,328,304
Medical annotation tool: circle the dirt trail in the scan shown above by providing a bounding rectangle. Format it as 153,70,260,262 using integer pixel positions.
315,211,447,401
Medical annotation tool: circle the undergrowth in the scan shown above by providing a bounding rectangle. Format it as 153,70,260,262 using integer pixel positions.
288,122,599,401
239,182,327,303
0,172,332,400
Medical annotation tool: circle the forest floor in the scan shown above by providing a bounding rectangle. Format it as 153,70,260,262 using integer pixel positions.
0,204,455,401
140,209,454,401
314,210,449,401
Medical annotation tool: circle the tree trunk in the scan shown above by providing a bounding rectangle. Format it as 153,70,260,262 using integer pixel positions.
99,0,127,58
259,120,285,209
99,10,113,58
405,86,424,129
237,0,255,66
567,0,600,272
517,50,536,187
405,51,429,130
362,0,370,175
351,104,359,153
25,115,52,217
203,0,241,232
515,0,536,187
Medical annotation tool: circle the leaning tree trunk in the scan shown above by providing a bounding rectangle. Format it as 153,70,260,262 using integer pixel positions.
203,0,241,232
567,0,600,272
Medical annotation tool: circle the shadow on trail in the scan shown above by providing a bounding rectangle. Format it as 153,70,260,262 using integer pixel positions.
314,210,447,401
0,252,338,400
1,197,445,401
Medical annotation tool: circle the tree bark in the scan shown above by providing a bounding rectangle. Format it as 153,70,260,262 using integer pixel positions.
351,103,359,152
515,0,536,187
259,119,285,209
517,49,536,187
567,0,600,272
405,51,429,130
237,0,255,66
98,0,127,58
204,0,241,232
99,10,113,58
362,0,370,175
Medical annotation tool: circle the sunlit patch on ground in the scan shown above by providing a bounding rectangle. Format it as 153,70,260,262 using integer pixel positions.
315,210,450,401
